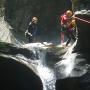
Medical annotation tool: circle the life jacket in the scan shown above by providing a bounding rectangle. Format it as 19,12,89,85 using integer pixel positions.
60,13,76,32
67,19,76,29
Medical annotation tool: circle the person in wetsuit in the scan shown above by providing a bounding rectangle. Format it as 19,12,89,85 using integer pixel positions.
60,10,76,46
25,17,38,43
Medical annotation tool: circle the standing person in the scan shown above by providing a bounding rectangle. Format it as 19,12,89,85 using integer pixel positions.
25,17,38,43
60,10,76,46
65,10,76,46
60,12,68,45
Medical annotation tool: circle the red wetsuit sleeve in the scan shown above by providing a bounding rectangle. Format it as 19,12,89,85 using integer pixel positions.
61,15,67,25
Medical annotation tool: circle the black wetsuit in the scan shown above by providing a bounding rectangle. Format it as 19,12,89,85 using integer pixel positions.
26,22,38,43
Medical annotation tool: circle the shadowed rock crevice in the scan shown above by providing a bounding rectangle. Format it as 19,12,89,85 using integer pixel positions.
75,14,90,53
0,56,43,90
56,71,90,90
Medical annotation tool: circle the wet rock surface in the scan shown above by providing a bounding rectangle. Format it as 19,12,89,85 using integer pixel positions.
0,42,68,90
0,56,43,90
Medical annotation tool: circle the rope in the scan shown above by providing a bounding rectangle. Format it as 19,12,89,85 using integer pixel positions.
75,16,90,24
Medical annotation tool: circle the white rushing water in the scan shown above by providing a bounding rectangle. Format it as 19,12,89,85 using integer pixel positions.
22,43,56,90
55,40,78,79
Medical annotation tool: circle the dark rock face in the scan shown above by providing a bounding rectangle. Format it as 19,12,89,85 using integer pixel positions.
56,70,90,90
4,0,72,33
56,77,80,90
72,0,90,11
0,56,43,90
75,14,90,53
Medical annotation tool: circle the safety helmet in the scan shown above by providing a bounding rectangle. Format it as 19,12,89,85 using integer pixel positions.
66,10,72,17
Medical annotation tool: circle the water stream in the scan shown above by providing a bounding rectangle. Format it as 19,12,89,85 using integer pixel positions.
22,43,56,90
21,39,80,90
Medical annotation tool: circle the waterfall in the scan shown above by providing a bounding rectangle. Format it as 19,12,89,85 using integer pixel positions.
55,40,79,79
22,43,56,90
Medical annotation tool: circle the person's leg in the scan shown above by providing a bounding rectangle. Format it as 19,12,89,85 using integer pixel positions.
71,32,76,42
61,32,65,44
66,31,71,46
60,27,66,44
32,35,37,43
28,36,33,43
